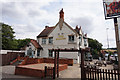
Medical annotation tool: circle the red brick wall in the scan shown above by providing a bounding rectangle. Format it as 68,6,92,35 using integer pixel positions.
15,66,44,78
19,57,73,66
38,58,44,63
25,58,38,64
43,58,73,66
44,58,54,63
59,64,68,71
15,64,68,78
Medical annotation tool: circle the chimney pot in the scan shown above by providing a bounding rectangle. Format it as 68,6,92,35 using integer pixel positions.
76,25,78,29
45,26,49,29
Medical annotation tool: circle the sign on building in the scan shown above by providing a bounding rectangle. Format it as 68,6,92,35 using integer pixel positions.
56,35,66,40
103,0,120,19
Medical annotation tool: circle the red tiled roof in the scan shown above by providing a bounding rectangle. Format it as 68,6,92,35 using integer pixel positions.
31,39,42,49
37,27,55,38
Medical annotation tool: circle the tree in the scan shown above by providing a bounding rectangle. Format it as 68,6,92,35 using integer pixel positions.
2,23,17,50
2,23,31,50
17,38,31,49
88,38,103,59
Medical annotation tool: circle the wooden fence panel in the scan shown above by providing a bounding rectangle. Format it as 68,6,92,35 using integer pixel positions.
84,67,120,80
1,52,25,66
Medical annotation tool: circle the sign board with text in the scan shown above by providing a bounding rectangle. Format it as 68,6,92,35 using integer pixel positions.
103,0,120,19
56,35,66,40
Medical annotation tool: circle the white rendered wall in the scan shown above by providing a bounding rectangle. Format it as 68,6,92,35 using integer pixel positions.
25,42,37,58
37,22,88,63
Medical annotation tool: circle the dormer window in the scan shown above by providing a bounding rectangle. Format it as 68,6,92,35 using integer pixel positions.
84,37,87,46
68,35,74,42
42,38,46,44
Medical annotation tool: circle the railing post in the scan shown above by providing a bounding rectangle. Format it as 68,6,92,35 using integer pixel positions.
57,50,59,78
105,69,107,80
44,66,47,77
53,51,57,79
53,67,55,79
81,49,85,80
103,69,105,80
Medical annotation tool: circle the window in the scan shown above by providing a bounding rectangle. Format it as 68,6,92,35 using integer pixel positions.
84,38,87,46
42,38,46,44
79,36,82,46
37,49,40,56
48,50,53,57
68,35,74,42
49,37,53,44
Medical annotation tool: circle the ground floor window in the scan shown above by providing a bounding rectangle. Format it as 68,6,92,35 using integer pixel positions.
48,50,53,57
27,48,33,57
37,49,40,56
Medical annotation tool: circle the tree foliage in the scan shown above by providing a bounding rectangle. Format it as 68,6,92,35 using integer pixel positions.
2,23,16,49
2,23,30,50
88,38,103,59
17,39,31,49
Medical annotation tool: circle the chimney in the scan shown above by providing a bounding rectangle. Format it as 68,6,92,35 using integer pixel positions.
79,26,81,30
59,8,64,20
76,25,78,29
85,33,87,37
59,8,64,30
45,26,49,29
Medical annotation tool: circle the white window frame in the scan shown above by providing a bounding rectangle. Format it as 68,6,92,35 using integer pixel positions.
68,35,74,42
42,38,46,44
48,50,53,57
49,37,53,44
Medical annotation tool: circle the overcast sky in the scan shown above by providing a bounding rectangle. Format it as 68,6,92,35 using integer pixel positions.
1,0,119,48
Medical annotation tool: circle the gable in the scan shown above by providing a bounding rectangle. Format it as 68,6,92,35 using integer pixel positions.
48,21,79,37
37,21,79,38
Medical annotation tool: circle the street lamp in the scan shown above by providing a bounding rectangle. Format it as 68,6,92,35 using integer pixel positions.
106,28,110,61
106,28,109,49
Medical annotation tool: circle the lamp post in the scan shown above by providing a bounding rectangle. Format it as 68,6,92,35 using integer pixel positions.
106,28,110,60
106,28,110,50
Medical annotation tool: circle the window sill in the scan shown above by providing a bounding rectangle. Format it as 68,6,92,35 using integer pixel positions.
48,43,53,45
42,43,46,45
68,42,77,44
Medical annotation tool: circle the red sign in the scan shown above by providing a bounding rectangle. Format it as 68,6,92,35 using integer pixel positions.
103,0,120,19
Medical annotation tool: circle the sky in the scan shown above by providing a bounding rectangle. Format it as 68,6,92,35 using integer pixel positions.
1,0,119,48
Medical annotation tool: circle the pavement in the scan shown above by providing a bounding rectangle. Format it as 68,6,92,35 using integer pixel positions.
1,64,81,79
1,65,34,79
59,64,81,78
